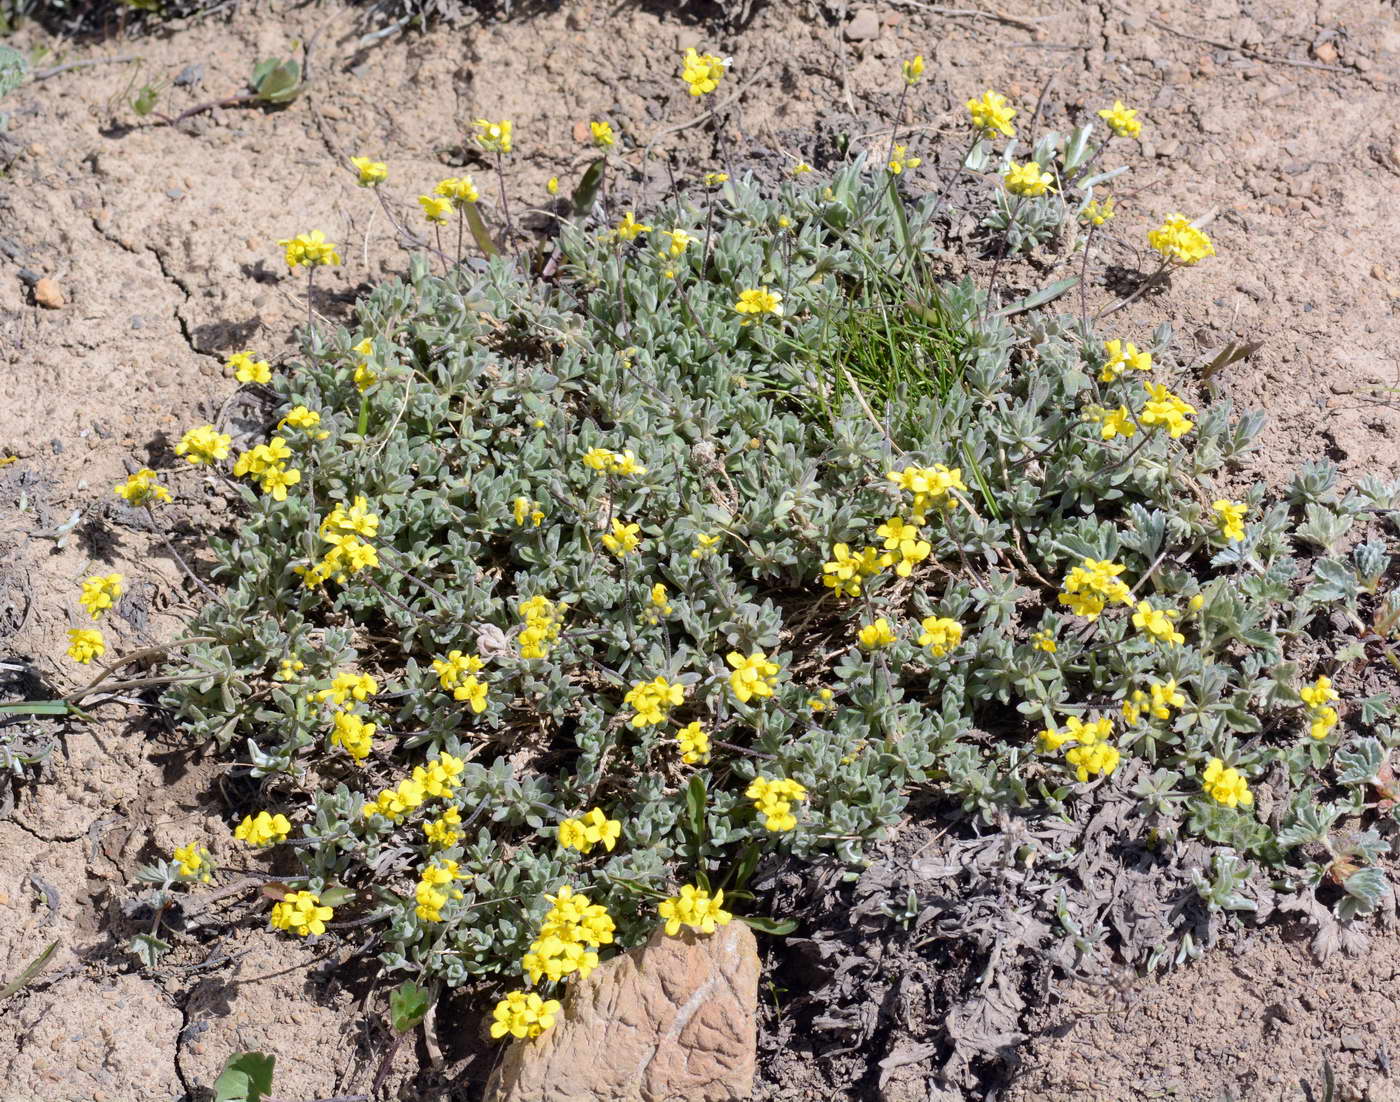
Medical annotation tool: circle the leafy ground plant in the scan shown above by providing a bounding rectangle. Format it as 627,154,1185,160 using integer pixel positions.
68,50,1400,1050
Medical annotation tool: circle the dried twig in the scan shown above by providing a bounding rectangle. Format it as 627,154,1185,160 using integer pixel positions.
33,55,143,80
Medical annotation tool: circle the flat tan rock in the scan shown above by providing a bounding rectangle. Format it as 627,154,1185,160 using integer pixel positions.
485,921,759,1102
33,276,64,308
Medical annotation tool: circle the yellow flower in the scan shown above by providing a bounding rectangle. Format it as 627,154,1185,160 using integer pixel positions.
966,89,1016,138
277,230,341,269
745,776,807,832
1099,406,1137,440
691,533,722,559
1081,195,1116,226
1100,338,1152,382
734,286,783,321
227,350,271,385
1140,382,1197,438
808,688,834,712
614,211,652,242
902,54,924,85
269,890,334,937
1131,600,1184,646
1150,679,1186,719
547,176,560,196
821,543,888,597
1003,160,1054,197
589,120,616,148
857,617,896,650
433,176,480,207
350,156,388,186
791,162,813,176
917,616,963,657
658,884,732,936
658,228,695,258
175,424,231,466
67,627,105,664
1058,558,1132,619
473,118,513,155
274,657,304,681
330,710,375,762
234,811,291,846
888,144,921,175
1121,690,1148,726
1309,706,1339,741
886,464,967,520
702,171,729,187
513,496,545,527
257,464,301,502
1030,629,1057,654
601,518,642,557
1147,214,1215,265
681,47,727,96
172,843,212,882
115,468,171,507
1065,741,1120,782
78,573,123,618
419,194,453,224
727,650,780,704
1213,500,1247,542
279,405,322,430
875,517,930,577
1202,758,1252,808
677,721,710,765
1300,676,1339,710
490,991,561,1041
1097,100,1142,138
623,675,685,727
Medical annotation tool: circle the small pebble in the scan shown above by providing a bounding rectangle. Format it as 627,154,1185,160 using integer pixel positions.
34,276,64,308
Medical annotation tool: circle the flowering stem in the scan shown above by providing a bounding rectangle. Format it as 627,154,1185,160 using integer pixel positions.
980,194,1025,324
306,268,316,334
1096,259,1171,321
711,738,777,761
1078,223,1099,327
494,151,516,251
455,209,464,268
433,224,446,277
144,503,220,601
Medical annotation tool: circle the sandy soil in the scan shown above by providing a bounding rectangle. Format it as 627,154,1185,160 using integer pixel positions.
1,0,1398,1097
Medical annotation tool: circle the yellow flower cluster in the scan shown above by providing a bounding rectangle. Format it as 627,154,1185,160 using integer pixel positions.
362,753,466,822
966,89,1016,138
66,627,105,664
419,194,452,223
1038,715,1120,782
227,350,271,385
233,435,302,501
821,543,888,598
1148,214,1214,266
735,286,783,322
727,651,781,704
589,120,615,148
277,230,341,269
434,175,479,207
351,337,377,392
747,775,807,831
1202,758,1252,807
613,210,651,241
522,885,615,984
1213,500,1247,543
691,532,722,559
1084,404,1137,440
1058,558,1133,620
518,595,565,659
1097,100,1142,138
351,155,387,186
1003,160,1053,197
888,144,921,176
1030,629,1057,653
876,516,932,577
657,228,695,259
270,890,334,937
1300,675,1340,740
857,617,896,649
646,583,673,624
1100,339,1151,382
114,468,172,507
300,497,381,588
917,616,963,657
513,496,545,527
1132,600,1184,646
490,991,561,1040
474,118,513,155
602,519,642,557
330,710,376,763
79,573,122,618
557,808,621,854
581,447,646,476
677,720,710,765
279,405,323,433
423,807,462,848
173,842,212,881
623,675,685,727
275,656,304,681
415,859,465,922
234,810,291,846
316,670,378,707
681,47,726,96
1122,679,1185,725
430,650,490,712
175,424,232,466
902,54,924,85
1080,196,1115,226
1139,382,1197,438
887,464,966,521
658,884,733,936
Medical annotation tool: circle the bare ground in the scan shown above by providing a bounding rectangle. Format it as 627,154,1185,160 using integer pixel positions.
1,0,1399,1097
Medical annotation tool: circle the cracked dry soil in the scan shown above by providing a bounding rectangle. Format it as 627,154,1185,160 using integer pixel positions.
1,0,1400,1099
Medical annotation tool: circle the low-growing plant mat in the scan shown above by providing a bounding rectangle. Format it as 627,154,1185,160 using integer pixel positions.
1,2,1399,1100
